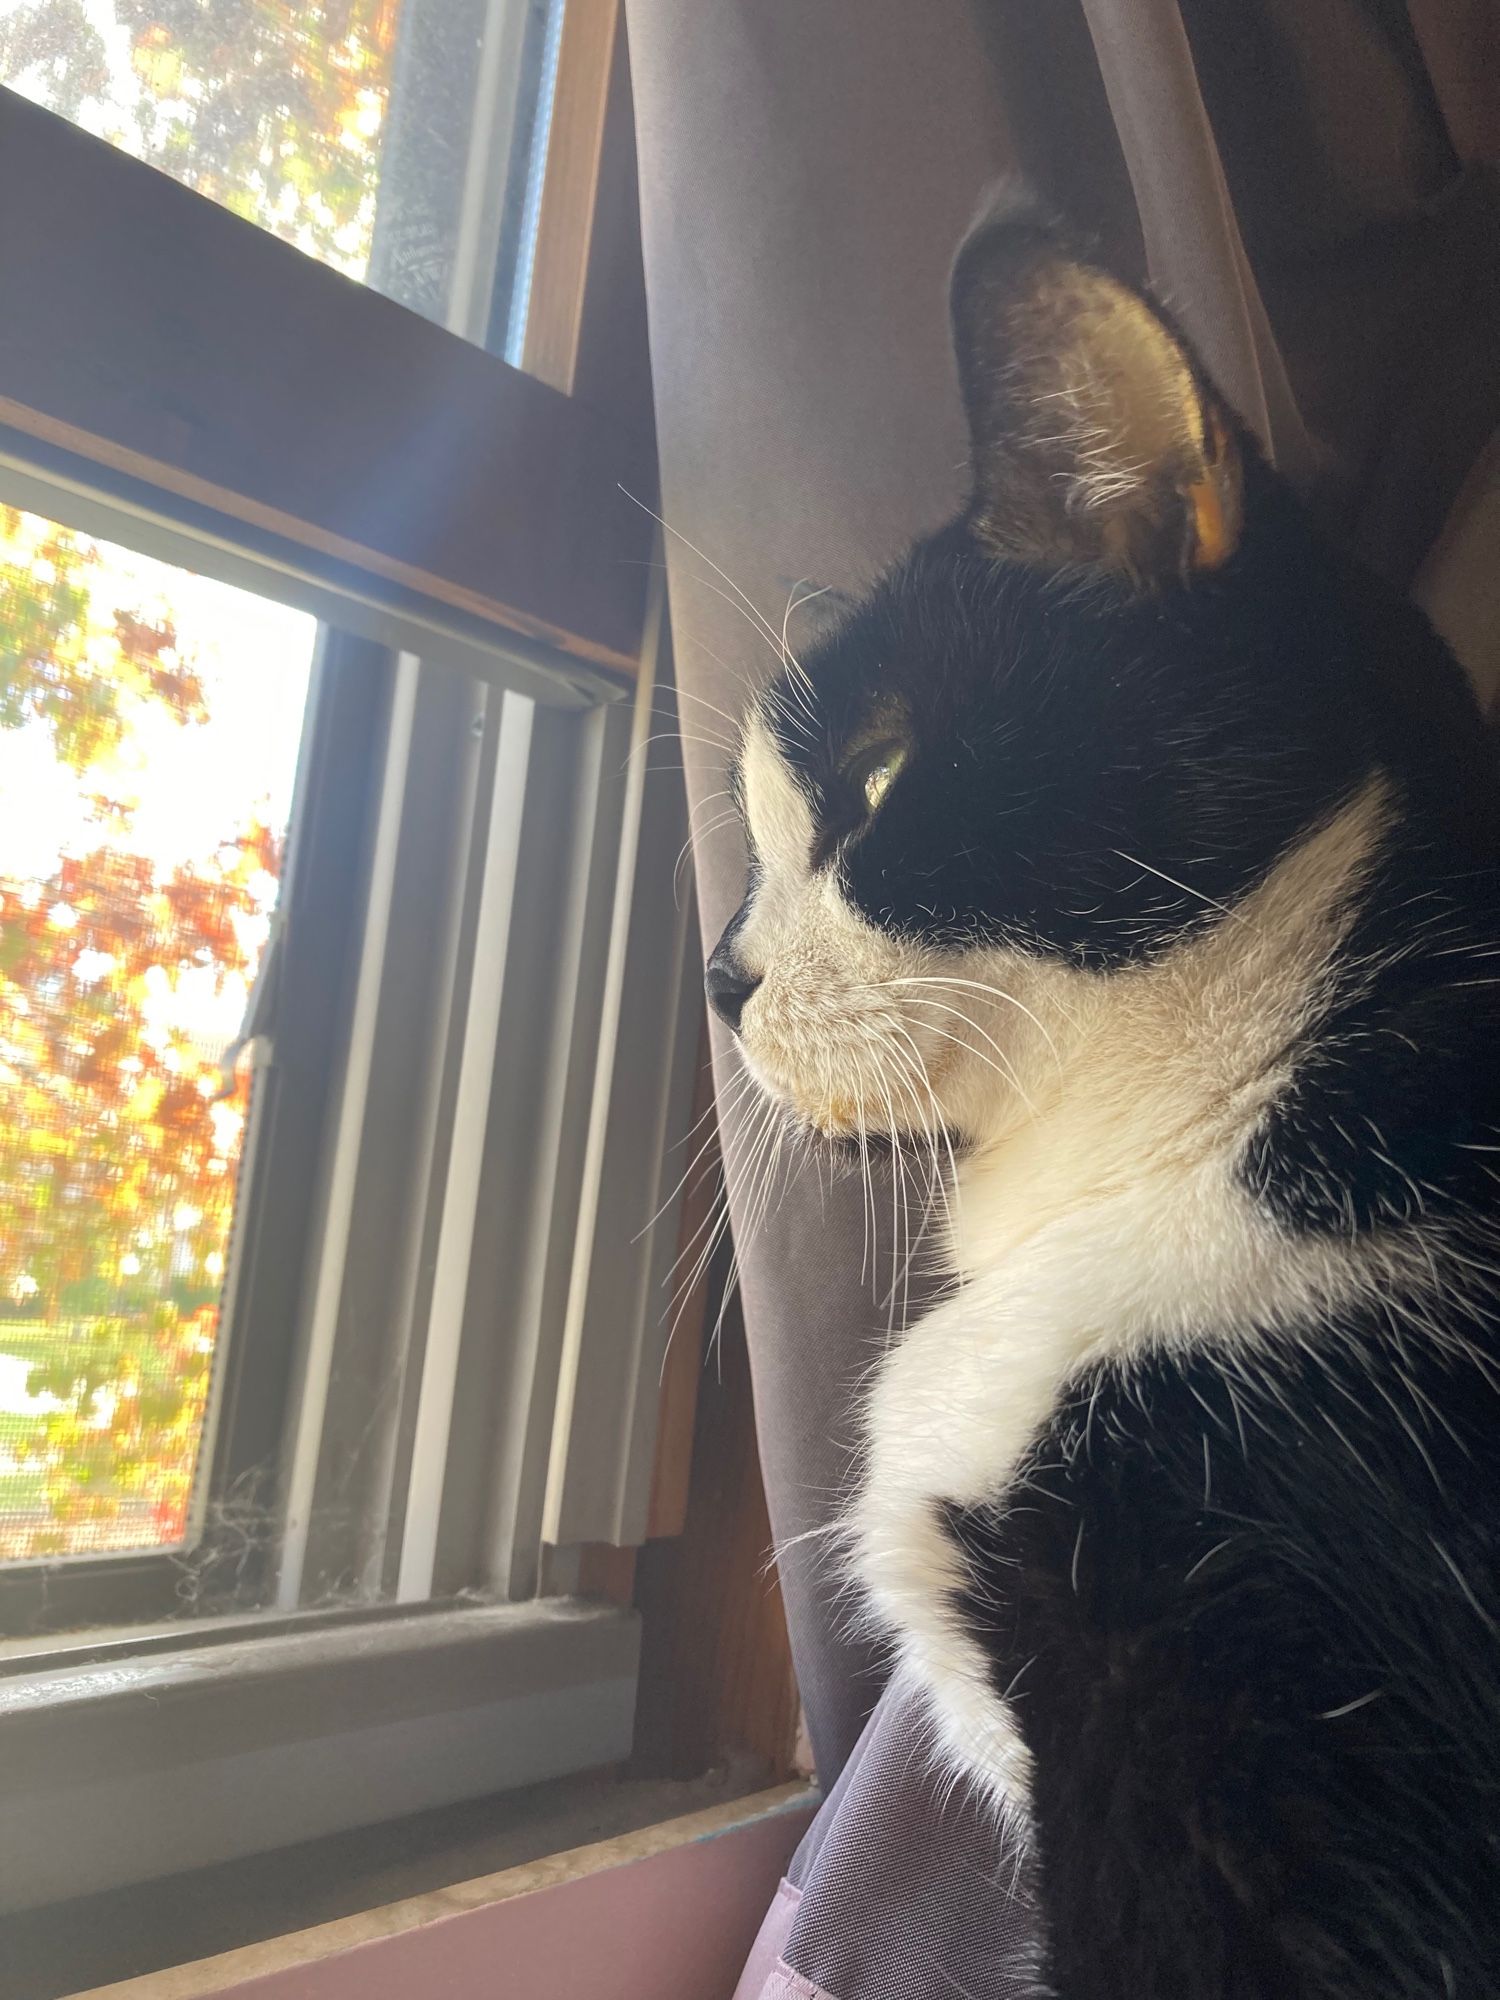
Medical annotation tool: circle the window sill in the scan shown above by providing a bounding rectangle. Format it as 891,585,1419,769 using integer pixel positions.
58,1782,818,2000
6,1759,792,1998
0,1598,639,1913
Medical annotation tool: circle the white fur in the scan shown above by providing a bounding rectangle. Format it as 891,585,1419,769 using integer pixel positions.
735,711,931,1137
735,733,1420,1820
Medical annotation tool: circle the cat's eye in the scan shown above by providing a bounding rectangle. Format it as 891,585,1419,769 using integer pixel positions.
856,743,907,815
813,736,910,864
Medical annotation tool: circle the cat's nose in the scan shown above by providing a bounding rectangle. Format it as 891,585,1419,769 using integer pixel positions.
705,946,762,1032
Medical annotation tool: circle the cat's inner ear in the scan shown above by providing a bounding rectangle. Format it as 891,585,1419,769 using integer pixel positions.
951,190,1243,585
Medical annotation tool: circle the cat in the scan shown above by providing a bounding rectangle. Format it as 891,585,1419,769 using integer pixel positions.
705,187,1500,1999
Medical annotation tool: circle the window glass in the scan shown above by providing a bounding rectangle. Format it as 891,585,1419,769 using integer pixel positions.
0,0,565,347
0,505,315,1560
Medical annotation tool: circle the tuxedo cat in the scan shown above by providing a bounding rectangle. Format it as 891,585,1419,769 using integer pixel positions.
706,189,1500,1998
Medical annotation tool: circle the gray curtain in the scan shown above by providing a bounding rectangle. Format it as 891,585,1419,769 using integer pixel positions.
627,3,1011,1784
625,3,1500,1993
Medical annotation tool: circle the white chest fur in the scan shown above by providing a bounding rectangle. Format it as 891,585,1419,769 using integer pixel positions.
848,784,1410,1814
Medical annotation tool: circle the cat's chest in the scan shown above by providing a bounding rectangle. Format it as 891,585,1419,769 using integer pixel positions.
848,1130,1379,1801
862,1131,1264,1520
847,1173,1206,1803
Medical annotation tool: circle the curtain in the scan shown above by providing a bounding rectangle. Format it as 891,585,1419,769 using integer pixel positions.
624,4,1500,1994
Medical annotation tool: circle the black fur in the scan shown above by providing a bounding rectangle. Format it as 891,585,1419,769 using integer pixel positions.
947,1307,1500,1998
761,453,1497,976
711,196,1500,1995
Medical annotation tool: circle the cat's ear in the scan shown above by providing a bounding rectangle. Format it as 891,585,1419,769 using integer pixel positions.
950,185,1242,586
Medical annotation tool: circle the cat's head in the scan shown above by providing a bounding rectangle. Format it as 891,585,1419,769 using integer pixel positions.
706,189,1383,1148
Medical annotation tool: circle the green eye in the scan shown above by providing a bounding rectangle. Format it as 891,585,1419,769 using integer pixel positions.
859,744,907,813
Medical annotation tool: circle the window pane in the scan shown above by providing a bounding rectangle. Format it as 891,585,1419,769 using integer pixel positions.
0,0,564,346
0,505,315,1561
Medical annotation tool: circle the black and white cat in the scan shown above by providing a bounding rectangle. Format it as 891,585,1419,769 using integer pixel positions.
706,190,1500,1998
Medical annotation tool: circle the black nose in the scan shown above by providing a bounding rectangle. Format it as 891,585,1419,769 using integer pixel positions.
705,947,761,1032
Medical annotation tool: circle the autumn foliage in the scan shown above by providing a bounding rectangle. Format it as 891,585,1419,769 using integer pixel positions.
0,2,400,1563
0,0,400,273
0,508,282,1560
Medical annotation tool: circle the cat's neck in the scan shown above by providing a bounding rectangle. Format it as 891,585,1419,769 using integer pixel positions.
943,778,1393,1285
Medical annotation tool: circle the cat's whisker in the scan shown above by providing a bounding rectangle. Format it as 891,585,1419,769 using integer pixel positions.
727,1091,785,1240
775,577,829,728
747,1100,796,1244
670,685,750,738
740,1088,801,1249
640,1122,727,1253
664,1069,762,1295
1111,848,1255,931
677,631,770,704
869,1067,908,1338
838,1019,950,1334
662,1176,731,1342
880,1057,937,1334
644,694,738,758
706,1245,744,1385
674,812,740,902
641,1059,758,1255
687,786,736,826
672,1095,777,1370
619,487,794,674
677,787,742,884
875,1030,946,1199
675,564,815,689
669,1078,729,1158
785,580,836,631
884,1025,958,1252
682,810,740,849
779,578,834,667
855,1093,878,1298
625,728,738,770
912,1015,1032,1107
885,975,1064,1072
892,994,1037,1112
658,1181,728,1383
656,1113,749,1375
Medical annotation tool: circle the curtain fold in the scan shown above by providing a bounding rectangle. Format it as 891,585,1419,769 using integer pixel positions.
1080,0,1318,480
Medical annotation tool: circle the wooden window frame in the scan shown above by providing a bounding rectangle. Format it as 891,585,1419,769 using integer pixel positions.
0,0,652,691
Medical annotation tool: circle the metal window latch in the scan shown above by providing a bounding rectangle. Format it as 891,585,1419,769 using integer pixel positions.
213,911,287,1101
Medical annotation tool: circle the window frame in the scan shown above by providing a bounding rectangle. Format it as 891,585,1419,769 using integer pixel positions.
0,7,711,1907
0,1597,641,1910
0,6,653,682
0,0,668,1582
0,592,698,1911
0,631,396,1638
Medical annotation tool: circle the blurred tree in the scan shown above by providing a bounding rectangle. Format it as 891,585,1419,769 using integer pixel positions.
0,1,400,274
0,2,108,122
0,0,390,1563
116,0,400,269
0,507,278,1559
1,507,206,769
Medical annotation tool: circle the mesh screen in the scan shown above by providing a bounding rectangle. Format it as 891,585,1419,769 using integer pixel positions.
0,505,314,1560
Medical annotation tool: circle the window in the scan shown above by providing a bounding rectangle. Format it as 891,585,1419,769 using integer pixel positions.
0,0,709,1925
0,1,647,676
0,0,566,352
0,504,317,1564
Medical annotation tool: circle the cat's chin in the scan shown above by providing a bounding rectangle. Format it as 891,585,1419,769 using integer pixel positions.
736,1051,971,1156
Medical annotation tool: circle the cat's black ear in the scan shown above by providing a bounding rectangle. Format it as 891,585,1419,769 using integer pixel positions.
950,185,1242,586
